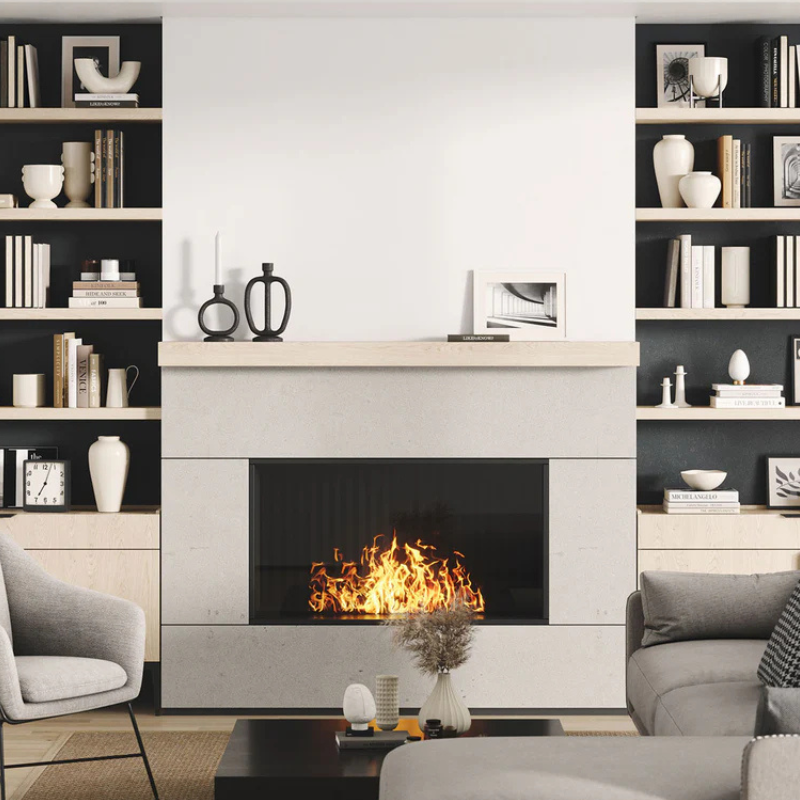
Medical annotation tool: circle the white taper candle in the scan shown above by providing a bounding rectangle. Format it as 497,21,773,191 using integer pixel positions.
215,231,222,286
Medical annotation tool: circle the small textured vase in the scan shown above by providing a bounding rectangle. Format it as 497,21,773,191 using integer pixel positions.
62,142,94,208
679,171,722,209
88,436,130,513
721,247,751,308
418,672,471,735
653,135,694,208
375,675,400,731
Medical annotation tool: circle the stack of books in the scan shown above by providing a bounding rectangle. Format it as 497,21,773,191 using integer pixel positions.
664,487,741,515
3,235,51,308
716,135,752,209
76,93,139,108
0,36,40,108
663,235,715,309
756,35,800,108
52,333,104,408
710,383,785,409
773,235,800,308
69,276,141,310
93,129,125,208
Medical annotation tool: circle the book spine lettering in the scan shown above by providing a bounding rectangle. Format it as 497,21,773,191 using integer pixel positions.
691,245,703,308
702,245,715,308
53,335,63,408
679,234,692,309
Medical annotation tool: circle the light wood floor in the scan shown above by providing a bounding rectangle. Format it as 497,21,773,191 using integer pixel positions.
2,704,637,798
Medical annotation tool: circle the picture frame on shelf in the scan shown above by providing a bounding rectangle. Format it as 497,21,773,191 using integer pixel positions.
61,35,120,108
766,456,800,509
656,44,706,108
472,271,565,341
773,136,800,207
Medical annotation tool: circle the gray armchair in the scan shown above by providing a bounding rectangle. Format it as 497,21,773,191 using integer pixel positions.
0,534,158,799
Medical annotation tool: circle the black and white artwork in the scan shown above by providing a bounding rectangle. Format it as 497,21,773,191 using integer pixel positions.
774,137,800,207
656,44,705,108
61,36,120,108
767,457,800,508
472,272,565,340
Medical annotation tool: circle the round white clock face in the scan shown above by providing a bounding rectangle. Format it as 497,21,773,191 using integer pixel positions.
25,462,67,508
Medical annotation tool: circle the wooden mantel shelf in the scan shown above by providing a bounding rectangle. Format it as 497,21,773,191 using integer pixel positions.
158,341,640,368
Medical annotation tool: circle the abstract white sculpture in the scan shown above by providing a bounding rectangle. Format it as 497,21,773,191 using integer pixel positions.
74,58,141,94
343,684,376,731
728,349,751,385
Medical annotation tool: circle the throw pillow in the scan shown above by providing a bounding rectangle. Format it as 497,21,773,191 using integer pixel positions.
759,578,800,687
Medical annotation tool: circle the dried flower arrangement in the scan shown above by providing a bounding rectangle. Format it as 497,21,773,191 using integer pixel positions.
385,602,475,676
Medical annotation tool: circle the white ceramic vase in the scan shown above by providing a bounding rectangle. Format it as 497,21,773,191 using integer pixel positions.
679,171,722,209
688,57,728,99
721,247,751,308
653,135,694,208
375,675,400,731
21,165,64,208
88,436,130,513
418,672,471,735
61,142,94,208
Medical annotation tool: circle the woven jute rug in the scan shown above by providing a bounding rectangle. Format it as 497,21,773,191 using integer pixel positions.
20,732,230,800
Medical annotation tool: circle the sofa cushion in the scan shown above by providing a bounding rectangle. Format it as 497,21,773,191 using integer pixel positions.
15,656,127,703
755,686,800,735
640,571,800,647
759,579,800,687
0,559,12,648
656,681,762,736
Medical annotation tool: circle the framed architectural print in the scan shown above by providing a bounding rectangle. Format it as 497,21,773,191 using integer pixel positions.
472,272,565,340
773,136,800,207
767,456,800,509
656,44,706,108
61,35,120,107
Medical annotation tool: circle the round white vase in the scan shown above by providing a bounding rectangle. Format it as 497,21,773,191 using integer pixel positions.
88,435,130,513
653,135,694,208
418,672,471,735
679,171,722,209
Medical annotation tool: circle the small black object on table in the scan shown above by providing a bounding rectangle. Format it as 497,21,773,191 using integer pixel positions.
214,717,564,800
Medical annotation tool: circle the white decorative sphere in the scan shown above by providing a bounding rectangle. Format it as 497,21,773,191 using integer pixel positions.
728,349,751,384
343,683,376,731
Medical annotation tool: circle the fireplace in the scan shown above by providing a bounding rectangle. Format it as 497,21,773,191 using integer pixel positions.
250,459,548,624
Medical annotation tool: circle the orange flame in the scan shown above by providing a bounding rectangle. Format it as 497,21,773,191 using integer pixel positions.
309,533,485,615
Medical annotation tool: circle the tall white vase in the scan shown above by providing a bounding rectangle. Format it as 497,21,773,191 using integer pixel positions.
375,675,400,731
418,672,471,735
653,134,694,208
89,436,130,513
61,142,93,208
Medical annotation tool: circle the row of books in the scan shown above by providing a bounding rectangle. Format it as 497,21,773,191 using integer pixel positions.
53,332,104,409
69,278,142,309
3,235,51,308
710,382,785,409
757,35,800,108
773,235,800,308
0,37,40,108
663,488,740,515
76,92,139,109
0,447,57,507
663,235,714,308
93,129,125,209
716,136,751,209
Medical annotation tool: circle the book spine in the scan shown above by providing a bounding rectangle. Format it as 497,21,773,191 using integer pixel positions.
781,36,790,108
73,290,139,298
15,46,23,109
79,273,137,282
73,281,139,290
665,491,739,501
757,36,772,107
32,243,39,309
719,135,733,208
74,93,139,101
114,132,120,208
715,389,782,398
796,235,800,308
88,354,103,408
745,143,752,208
664,239,679,308
106,130,114,208
663,502,740,509
23,234,32,308
4,235,11,307
709,397,786,408
0,40,7,108
13,235,21,307
53,334,63,408
663,506,740,515
776,235,786,308
14,450,26,506
788,235,795,309
772,38,780,107
679,234,692,309
42,243,50,308
76,345,93,408
68,297,142,308
119,131,124,209
75,100,139,108
100,131,108,208
691,245,703,308
702,245,715,308
732,139,741,208
447,335,510,342
62,332,74,408
7,35,15,109
67,338,81,408
791,45,797,108
94,130,102,209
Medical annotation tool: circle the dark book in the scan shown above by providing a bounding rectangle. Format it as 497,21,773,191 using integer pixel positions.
114,132,121,209
75,100,139,108
744,143,752,209
772,37,780,107
447,334,511,342
119,130,124,208
663,238,680,307
106,130,114,209
0,40,7,108
756,36,772,107
334,730,409,750
94,130,102,208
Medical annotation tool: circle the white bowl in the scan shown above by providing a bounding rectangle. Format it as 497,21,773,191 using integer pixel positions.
681,469,727,491
688,57,728,99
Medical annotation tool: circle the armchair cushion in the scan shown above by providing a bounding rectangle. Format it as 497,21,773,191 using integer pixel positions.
0,560,12,648
755,687,800,735
15,656,127,703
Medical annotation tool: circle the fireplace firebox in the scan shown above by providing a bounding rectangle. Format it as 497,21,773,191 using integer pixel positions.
250,459,548,624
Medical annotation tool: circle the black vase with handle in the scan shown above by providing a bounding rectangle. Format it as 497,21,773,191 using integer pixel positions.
244,263,292,342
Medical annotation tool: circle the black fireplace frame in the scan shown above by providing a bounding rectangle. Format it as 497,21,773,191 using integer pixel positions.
248,458,549,626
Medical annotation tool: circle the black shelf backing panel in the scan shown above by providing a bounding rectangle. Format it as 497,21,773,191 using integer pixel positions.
0,420,160,506
0,222,162,307
0,23,162,108
636,221,793,309
638,421,800,505
637,23,800,109
0,321,161,407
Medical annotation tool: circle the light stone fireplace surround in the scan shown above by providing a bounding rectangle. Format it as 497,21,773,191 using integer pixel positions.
160,345,637,711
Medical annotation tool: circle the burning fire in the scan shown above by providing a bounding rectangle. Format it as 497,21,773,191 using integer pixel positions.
309,533,485,615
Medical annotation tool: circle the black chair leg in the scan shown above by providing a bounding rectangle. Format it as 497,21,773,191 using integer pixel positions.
127,703,159,800
0,721,6,800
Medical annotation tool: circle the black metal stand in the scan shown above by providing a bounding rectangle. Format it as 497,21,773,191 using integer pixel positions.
0,703,159,799
244,264,292,342
198,284,239,342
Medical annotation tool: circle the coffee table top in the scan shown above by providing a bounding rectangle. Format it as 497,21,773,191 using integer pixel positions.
216,717,564,785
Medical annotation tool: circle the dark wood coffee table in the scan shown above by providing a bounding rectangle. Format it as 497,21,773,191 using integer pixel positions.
214,717,564,800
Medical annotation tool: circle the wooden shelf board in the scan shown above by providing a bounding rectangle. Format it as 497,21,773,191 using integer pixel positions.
636,308,800,320
637,406,800,420
637,208,800,222
0,108,162,124
636,108,800,124
0,308,162,321
638,505,778,516
0,209,162,222
0,407,161,420
2,505,160,516
159,341,641,368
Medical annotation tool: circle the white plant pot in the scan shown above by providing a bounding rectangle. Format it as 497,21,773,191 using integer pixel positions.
417,672,471,735
62,142,94,208
653,135,694,208
688,57,728,98
679,171,722,209
21,164,64,209
88,435,130,513
721,247,751,308
375,675,400,731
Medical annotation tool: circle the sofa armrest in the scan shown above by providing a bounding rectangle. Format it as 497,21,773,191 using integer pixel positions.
0,627,24,721
742,735,800,800
626,590,644,663
755,687,800,736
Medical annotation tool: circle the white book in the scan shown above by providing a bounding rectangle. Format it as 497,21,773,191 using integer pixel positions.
714,389,782,398
679,234,692,309
23,235,32,308
42,244,50,308
777,235,786,308
781,36,790,108
691,245,704,308
16,47,23,109
7,35,15,109
788,236,795,309
791,46,797,108
664,489,740,502
709,396,785,408
663,504,740,515
4,236,12,308
67,337,82,408
14,449,28,507
74,93,139,101
703,245,715,308
80,272,136,282
31,244,39,309
13,236,22,308
663,501,740,509
24,45,40,108
732,139,741,208
712,383,783,390
68,297,142,308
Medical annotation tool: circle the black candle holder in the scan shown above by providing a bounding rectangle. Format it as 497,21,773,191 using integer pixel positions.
198,284,240,342
244,263,292,342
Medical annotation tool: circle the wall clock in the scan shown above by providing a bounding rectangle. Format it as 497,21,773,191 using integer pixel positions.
22,460,71,512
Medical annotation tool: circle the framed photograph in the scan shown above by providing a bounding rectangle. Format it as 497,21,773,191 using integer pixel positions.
61,35,120,108
656,44,706,108
767,457,800,508
472,272,565,340
773,136,800,206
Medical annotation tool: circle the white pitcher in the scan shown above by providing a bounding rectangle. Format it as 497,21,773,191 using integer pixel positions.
106,365,139,408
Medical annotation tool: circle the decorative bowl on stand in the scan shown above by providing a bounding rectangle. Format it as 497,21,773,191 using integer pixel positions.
681,470,727,491
22,165,64,208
